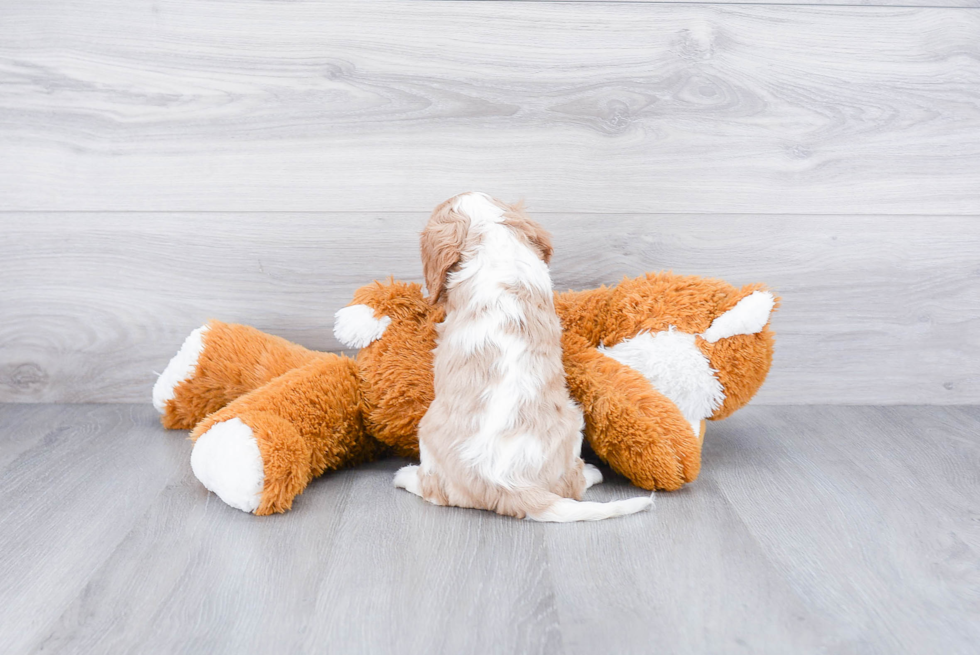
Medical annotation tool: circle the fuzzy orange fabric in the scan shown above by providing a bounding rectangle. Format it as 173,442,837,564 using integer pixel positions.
163,321,329,430
191,354,382,515
348,280,442,458
161,273,776,513
561,332,699,490
555,273,778,422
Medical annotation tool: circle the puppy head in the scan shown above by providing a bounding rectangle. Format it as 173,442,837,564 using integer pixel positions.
421,192,554,303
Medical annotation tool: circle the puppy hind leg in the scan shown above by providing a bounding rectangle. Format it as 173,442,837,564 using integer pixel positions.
394,464,423,497
583,463,604,489
550,458,589,500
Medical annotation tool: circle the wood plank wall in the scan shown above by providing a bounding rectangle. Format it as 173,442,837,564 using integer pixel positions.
1,1,978,404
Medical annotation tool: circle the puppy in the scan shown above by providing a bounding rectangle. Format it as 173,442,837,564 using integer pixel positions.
394,192,653,521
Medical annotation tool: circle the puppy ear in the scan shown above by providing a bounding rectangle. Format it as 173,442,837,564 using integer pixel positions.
421,199,468,303
522,219,554,265
502,201,553,265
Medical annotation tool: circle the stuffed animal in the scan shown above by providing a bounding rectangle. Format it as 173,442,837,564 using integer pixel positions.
153,273,777,515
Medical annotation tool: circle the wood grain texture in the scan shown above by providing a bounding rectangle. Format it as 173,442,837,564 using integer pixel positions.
704,405,980,654
1,1,978,213
0,404,976,654
2,213,977,405
0,405,186,655
524,0,980,6
545,404,980,655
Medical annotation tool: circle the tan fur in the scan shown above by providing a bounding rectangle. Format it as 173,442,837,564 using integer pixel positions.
420,197,468,303
159,272,776,514
412,194,587,518
498,200,554,264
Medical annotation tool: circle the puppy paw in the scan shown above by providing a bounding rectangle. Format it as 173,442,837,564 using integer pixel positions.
153,324,209,414
191,418,265,513
583,463,604,489
393,464,422,497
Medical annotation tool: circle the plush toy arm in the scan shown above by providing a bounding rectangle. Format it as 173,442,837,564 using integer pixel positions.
697,286,778,420
563,334,701,491
154,320,328,430
189,354,382,515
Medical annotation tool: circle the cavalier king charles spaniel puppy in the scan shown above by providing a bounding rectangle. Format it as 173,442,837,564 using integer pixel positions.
394,192,652,521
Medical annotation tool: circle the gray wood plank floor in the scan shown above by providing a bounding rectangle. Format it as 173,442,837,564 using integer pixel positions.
0,404,976,655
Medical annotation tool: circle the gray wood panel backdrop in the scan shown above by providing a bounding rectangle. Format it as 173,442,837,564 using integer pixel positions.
1,0,978,405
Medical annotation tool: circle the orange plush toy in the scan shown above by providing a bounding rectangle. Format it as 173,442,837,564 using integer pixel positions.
153,273,776,515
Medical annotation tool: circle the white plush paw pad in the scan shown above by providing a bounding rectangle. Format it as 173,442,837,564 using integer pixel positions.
333,304,391,350
583,463,604,489
152,324,209,413
701,291,775,343
393,464,422,497
191,418,265,513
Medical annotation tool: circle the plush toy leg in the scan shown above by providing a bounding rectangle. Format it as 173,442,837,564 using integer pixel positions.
154,320,329,430
190,354,382,515
563,335,701,491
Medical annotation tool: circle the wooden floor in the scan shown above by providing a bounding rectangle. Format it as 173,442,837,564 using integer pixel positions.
0,404,976,654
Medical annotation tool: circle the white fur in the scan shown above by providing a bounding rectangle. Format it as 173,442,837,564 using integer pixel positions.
446,193,554,310
333,304,391,350
443,193,553,489
418,440,434,475
190,418,265,513
701,291,775,343
583,463,603,489
152,324,209,413
531,494,654,522
394,464,423,497
599,328,725,437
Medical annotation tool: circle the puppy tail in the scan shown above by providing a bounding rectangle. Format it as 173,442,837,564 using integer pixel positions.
524,490,654,523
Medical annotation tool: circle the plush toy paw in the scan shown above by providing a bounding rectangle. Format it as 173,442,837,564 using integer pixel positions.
190,418,265,513
153,324,209,416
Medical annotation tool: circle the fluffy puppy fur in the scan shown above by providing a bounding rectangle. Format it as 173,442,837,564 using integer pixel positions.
394,192,652,522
